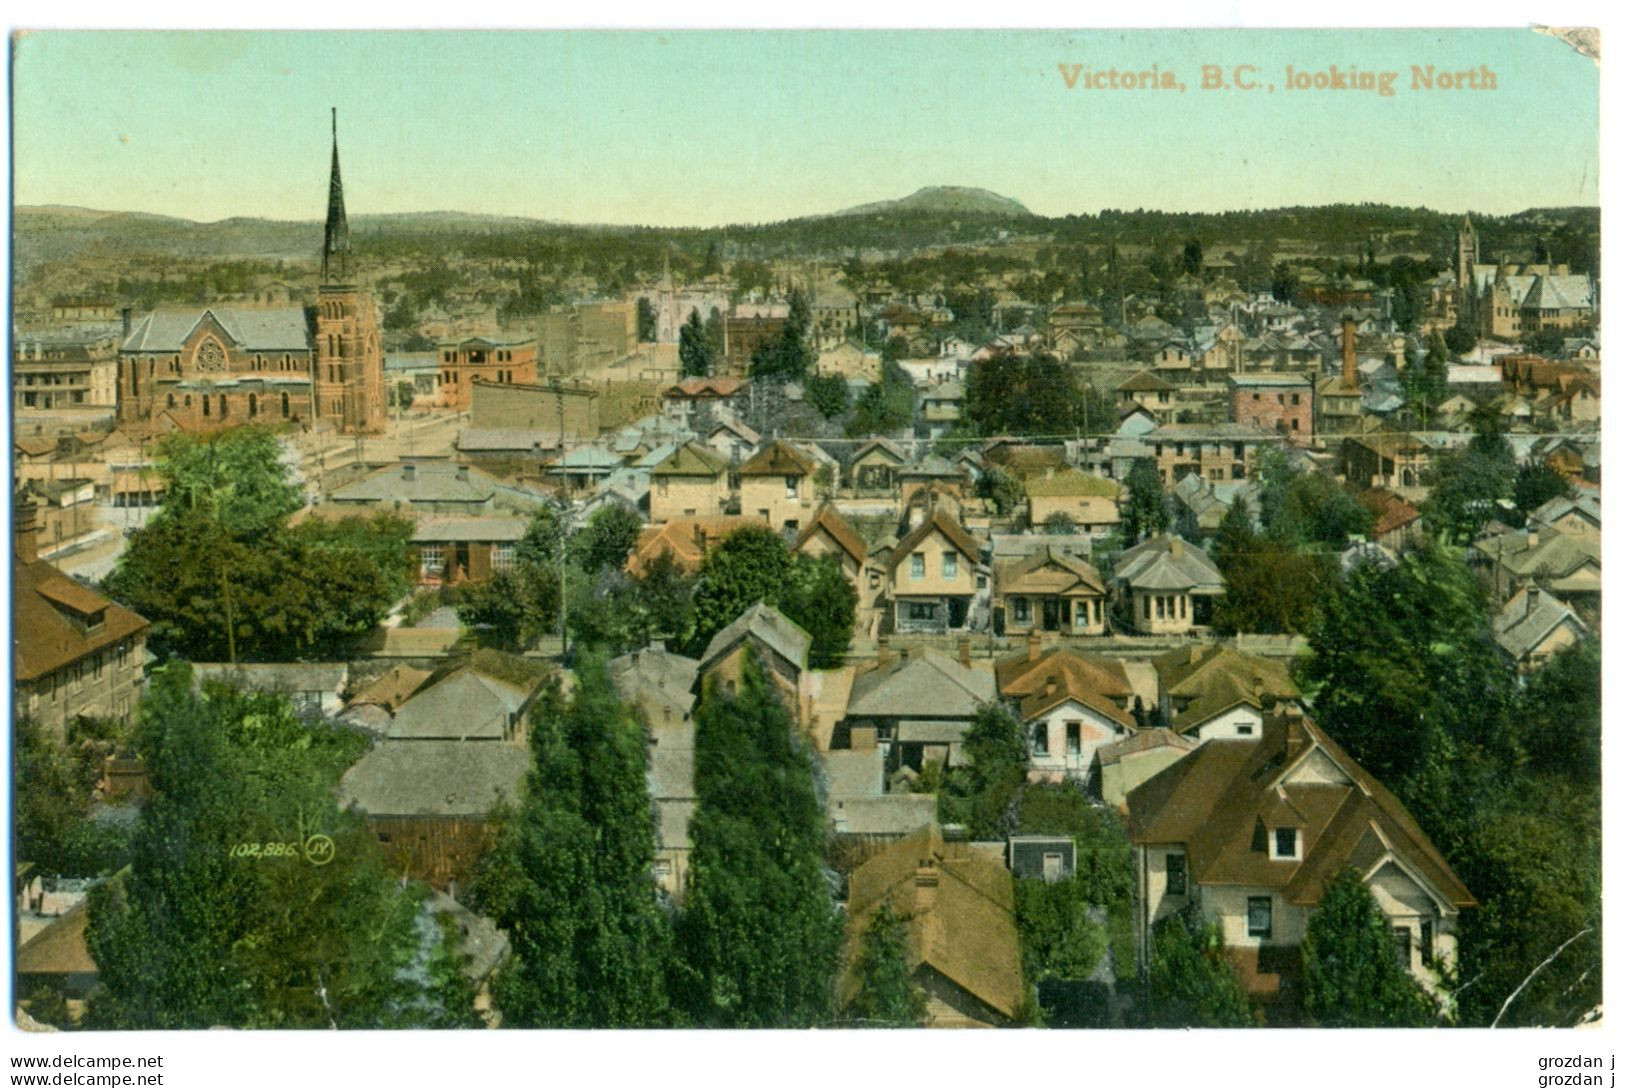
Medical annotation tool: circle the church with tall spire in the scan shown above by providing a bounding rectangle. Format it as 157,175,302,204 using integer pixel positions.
116,110,386,435
312,108,385,433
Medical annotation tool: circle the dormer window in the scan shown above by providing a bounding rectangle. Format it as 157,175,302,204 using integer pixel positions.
1271,827,1300,860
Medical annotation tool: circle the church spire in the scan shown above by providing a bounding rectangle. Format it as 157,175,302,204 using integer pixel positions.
323,107,351,282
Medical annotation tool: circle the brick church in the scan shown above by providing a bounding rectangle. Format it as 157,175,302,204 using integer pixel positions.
116,112,386,435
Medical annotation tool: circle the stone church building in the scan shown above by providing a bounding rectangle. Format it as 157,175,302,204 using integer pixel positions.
116,112,386,435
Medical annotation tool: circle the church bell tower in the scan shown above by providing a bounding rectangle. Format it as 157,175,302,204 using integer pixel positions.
313,108,386,434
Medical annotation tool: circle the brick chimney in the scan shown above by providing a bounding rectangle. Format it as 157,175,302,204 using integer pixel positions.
957,636,972,669
15,495,39,565
1282,704,1309,764
914,861,940,913
1341,316,1357,389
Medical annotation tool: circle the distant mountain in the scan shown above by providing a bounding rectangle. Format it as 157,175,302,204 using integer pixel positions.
830,186,1032,218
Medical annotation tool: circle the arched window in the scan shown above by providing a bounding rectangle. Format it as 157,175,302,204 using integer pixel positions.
248,393,257,418
281,392,290,418
166,393,175,409
202,397,210,417
184,394,192,407
219,394,228,417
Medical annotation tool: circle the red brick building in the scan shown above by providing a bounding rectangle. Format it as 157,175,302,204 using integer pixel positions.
435,335,540,410
1227,373,1314,445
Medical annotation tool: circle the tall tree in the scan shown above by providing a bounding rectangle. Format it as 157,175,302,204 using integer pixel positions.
1301,869,1437,1027
1120,458,1170,542
678,308,715,378
676,652,841,1026
841,904,925,1027
635,296,657,342
85,664,474,1029
1146,905,1254,1027
473,657,675,1026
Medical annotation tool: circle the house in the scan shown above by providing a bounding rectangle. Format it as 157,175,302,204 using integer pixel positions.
16,901,100,1015
1111,534,1225,634
1472,525,1601,611
1528,492,1601,543
1341,433,1433,493
1127,706,1476,1008
544,445,622,495
13,500,149,735
191,662,349,716
626,514,765,576
704,416,761,464
697,602,813,724
886,509,985,634
993,546,1108,637
411,516,527,586
821,739,937,841
898,455,963,510
1170,475,1260,537
996,639,1135,785
336,651,546,887
1008,836,1077,882
920,380,965,430
842,642,995,774
326,460,500,517
839,826,1025,1027
662,376,749,423
610,646,700,900
1360,488,1423,550
648,441,731,522
1023,470,1121,534
738,439,821,533
337,739,528,888
1490,587,1590,673
1144,423,1279,486
1116,370,1178,420
340,664,434,731
849,437,908,494
1151,643,1300,741
791,503,882,630
1096,729,1197,811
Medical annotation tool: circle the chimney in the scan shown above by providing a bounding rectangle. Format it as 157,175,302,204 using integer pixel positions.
1527,529,1539,549
1169,537,1183,561
914,861,940,913
1341,316,1357,388
15,496,39,565
1044,674,1058,698
1027,630,1042,662
456,466,469,483
1282,704,1309,763
957,636,972,669
1252,670,1264,700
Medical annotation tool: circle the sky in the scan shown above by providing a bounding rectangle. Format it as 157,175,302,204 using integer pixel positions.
10,28,1601,228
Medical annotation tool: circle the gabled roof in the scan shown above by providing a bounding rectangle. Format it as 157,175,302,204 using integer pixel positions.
1153,642,1298,710
650,440,729,478
847,648,996,719
699,602,811,675
1530,492,1600,530
1360,488,1421,537
1116,369,1177,393
888,509,981,573
627,515,766,576
664,377,747,399
14,556,149,683
839,826,1024,1020
995,645,1133,728
121,306,312,353
1473,527,1601,582
609,646,699,724
1491,587,1589,662
995,546,1106,599
900,454,960,480
791,503,868,566
338,739,529,818
329,461,498,504
738,439,819,477
1112,534,1224,594
850,436,908,466
1127,709,1475,910
1096,727,1197,768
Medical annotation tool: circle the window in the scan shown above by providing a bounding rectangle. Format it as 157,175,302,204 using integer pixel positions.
1247,896,1273,938
942,552,958,579
1065,721,1081,756
419,545,444,576
1290,393,1301,406
1393,926,1412,969
202,396,210,417
1271,827,1299,859
492,544,516,574
910,554,925,579
906,601,936,621
1420,920,1434,964
281,393,290,418
1013,598,1030,623
1236,722,1254,736
1032,724,1049,755
785,475,799,499
1166,853,1187,896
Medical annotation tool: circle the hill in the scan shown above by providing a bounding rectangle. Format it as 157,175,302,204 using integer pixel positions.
831,186,1031,218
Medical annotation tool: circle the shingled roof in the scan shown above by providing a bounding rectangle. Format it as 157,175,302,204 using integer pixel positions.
888,509,981,574
1127,708,1474,911
338,739,529,818
1491,587,1589,663
839,825,1025,1022
698,602,812,675
1113,534,1224,594
121,306,312,353
847,647,995,719
995,547,1106,600
649,441,729,478
791,503,868,567
738,439,819,477
995,644,1133,728
1151,643,1299,734
14,556,149,684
